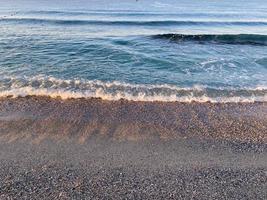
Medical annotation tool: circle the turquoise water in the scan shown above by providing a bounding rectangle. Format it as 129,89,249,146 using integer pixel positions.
0,0,267,102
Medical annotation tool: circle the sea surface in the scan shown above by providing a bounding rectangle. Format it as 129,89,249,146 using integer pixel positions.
0,0,267,102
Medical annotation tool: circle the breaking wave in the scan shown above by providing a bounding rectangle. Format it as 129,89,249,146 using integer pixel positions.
0,76,266,102
152,34,267,45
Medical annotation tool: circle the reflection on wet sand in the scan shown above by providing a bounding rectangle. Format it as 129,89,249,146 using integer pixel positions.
0,96,266,143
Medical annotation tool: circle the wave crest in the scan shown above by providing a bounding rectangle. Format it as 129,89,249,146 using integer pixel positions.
153,34,267,45
2,18,267,27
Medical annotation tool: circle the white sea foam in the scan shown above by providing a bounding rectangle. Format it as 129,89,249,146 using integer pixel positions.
0,75,266,102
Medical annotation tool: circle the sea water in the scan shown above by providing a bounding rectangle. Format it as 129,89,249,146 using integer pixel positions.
0,0,267,102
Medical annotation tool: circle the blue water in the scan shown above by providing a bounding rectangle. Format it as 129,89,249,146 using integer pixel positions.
0,0,267,102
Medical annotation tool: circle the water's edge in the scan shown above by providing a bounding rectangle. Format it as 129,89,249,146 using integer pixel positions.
0,96,266,143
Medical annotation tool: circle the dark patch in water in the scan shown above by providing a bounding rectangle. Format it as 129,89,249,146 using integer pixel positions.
256,57,267,68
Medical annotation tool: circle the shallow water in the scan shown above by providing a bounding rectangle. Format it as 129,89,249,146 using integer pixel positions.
0,0,267,102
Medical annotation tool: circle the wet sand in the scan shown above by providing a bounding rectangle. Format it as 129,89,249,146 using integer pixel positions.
0,96,266,143
0,96,266,199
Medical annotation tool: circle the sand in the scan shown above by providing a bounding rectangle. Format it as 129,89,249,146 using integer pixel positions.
0,96,266,199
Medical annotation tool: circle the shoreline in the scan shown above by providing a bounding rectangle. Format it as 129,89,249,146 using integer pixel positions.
1,94,267,103
0,95,266,143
